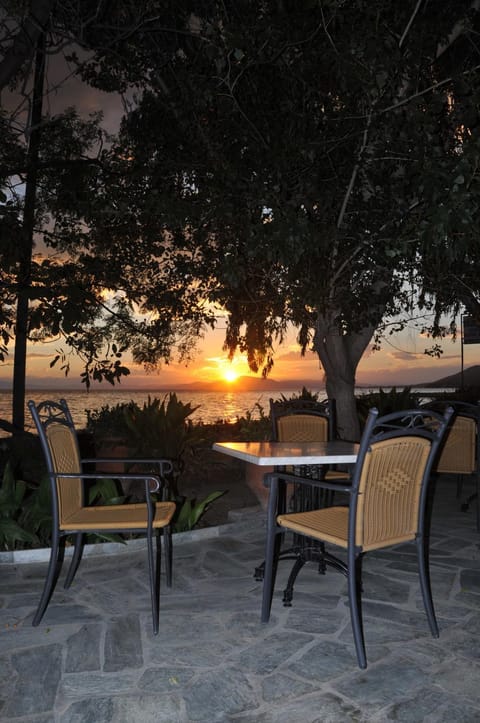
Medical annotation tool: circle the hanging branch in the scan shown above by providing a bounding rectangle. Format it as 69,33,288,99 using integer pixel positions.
336,106,374,230
0,0,55,92
398,0,423,49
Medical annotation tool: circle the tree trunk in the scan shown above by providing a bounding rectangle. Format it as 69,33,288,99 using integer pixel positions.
12,35,45,433
313,315,375,442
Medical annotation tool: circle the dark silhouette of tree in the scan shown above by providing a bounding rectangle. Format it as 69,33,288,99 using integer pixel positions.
81,1,480,438
0,1,216,433
2,1,480,438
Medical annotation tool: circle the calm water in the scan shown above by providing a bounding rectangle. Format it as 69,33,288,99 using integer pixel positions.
0,388,324,435
0,386,442,436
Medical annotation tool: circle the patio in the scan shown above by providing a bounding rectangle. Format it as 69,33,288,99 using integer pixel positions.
1,474,479,723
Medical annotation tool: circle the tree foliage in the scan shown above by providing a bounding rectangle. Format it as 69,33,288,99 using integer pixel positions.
74,0,480,437
1,1,480,439
0,1,217,431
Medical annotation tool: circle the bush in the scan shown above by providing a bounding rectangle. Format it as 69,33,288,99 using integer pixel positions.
356,387,421,428
85,401,139,440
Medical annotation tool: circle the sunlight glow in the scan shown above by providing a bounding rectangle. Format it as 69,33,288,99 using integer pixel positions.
223,368,238,383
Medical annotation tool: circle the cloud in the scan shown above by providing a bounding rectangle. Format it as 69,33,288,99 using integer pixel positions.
276,349,318,362
387,351,421,362
26,351,54,359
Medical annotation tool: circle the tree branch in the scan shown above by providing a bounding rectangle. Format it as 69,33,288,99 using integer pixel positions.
398,0,423,49
436,0,480,59
0,0,56,92
336,105,373,229
380,64,480,114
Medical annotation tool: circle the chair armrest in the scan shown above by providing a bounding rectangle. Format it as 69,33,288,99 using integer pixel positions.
263,471,352,494
51,471,165,494
81,457,173,475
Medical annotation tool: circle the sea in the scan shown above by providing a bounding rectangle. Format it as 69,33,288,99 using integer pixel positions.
0,386,445,436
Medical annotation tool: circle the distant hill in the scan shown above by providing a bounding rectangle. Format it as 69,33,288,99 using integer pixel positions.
422,365,480,388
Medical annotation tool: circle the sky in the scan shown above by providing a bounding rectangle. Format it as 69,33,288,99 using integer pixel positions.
0,314,473,391
1,46,477,391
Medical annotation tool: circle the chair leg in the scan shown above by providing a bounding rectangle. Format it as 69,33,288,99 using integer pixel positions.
64,532,84,589
147,527,160,635
282,554,306,607
476,494,480,533
163,526,173,588
348,552,367,669
32,530,64,627
416,535,439,637
476,472,480,533
456,474,463,499
261,528,282,623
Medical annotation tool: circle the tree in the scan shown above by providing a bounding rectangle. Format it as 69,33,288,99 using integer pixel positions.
3,2,480,439
79,1,480,439
0,1,217,432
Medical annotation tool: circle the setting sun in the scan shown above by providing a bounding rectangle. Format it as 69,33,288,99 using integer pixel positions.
223,369,239,383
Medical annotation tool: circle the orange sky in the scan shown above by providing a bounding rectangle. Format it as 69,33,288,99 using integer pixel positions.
0,316,474,391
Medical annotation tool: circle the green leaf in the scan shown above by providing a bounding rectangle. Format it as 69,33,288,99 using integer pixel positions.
0,518,39,547
173,491,225,532
87,478,121,505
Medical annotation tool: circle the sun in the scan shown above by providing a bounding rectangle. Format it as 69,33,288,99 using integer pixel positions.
223,368,239,383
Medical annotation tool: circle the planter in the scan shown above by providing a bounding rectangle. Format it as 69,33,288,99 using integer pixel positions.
95,437,140,497
244,462,273,510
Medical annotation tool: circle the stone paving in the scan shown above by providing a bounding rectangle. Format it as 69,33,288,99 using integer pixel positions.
1,476,479,723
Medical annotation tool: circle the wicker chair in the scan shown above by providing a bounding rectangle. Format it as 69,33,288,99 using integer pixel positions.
422,400,480,531
28,398,176,634
257,398,351,603
270,397,351,484
261,405,453,668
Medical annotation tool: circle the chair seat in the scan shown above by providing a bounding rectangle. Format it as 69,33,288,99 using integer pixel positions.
278,506,349,548
61,501,176,531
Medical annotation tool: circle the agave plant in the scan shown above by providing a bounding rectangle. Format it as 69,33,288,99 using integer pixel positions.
173,491,226,533
85,394,228,531
357,387,420,428
123,394,199,454
122,394,201,495
0,461,39,550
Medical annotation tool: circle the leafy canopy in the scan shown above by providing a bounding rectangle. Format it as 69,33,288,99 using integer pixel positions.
79,1,480,376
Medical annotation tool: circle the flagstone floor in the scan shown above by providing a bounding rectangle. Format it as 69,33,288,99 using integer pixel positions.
0,476,479,722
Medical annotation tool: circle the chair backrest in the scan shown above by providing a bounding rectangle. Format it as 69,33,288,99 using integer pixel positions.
270,398,336,442
422,400,479,475
350,406,453,552
29,399,83,524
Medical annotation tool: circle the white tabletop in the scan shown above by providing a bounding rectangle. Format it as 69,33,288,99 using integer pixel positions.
212,440,359,466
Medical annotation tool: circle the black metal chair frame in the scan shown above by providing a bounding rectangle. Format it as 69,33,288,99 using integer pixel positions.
29,398,174,634
422,399,480,531
254,397,348,604
261,405,453,668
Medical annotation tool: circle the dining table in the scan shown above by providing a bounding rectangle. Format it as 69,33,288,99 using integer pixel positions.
212,439,359,467
213,439,359,608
